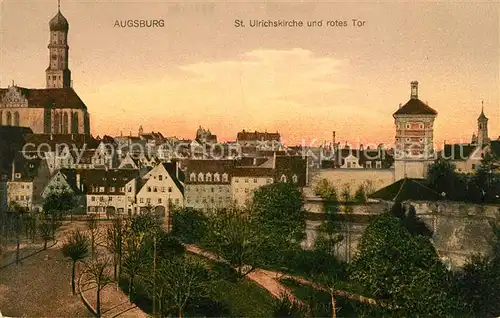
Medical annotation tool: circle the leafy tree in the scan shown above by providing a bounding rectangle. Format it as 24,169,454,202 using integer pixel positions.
474,152,500,203
157,255,214,318
130,206,161,237
314,178,338,201
62,229,90,294
340,184,352,203
171,207,208,244
349,213,462,317
427,158,457,197
354,185,367,203
251,182,306,263
453,254,499,317
83,256,114,317
271,292,306,317
204,207,266,278
315,204,343,257
122,232,147,301
43,191,76,230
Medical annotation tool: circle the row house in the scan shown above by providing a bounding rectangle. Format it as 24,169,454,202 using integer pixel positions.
320,144,394,169
41,168,86,214
125,162,184,229
182,159,235,210
440,139,500,174
83,169,139,216
5,152,51,210
232,154,308,206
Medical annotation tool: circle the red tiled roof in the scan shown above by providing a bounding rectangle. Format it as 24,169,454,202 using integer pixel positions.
0,87,87,110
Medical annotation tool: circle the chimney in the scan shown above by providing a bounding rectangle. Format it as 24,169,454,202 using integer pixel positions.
410,81,418,99
76,173,81,190
11,159,15,181
398,103,402,109
360,144,364,151
332,131,336,147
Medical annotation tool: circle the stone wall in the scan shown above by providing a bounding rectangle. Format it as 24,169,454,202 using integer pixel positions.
304,168,395,198
304,200,500,269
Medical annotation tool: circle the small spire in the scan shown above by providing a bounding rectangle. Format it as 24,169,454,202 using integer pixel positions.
58,0,61,11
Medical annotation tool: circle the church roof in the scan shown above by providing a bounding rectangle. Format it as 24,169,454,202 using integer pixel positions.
393,98,438,116
49,10,69,32
0,87,87,110
478,109,488,121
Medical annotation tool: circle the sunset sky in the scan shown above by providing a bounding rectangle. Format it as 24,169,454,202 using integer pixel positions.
1,0,499,147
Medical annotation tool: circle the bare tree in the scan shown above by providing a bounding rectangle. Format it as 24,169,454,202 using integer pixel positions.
105,216,129,282
86,214,100,259
83,255,114,317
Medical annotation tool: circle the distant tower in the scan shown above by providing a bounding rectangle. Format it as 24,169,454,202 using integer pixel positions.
138,125,144,136
393,81,438,181
46,0,71,88
477,101,489,147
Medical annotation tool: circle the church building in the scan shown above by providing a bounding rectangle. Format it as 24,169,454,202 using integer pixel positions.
0,4,90,135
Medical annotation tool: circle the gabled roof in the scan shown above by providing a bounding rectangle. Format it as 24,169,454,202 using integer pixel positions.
161,162,185,194
0,86,87,109
237,130,281,141
369,178,442,202
393,99,437,116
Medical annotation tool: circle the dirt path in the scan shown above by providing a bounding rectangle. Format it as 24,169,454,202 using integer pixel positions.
186,245,298,303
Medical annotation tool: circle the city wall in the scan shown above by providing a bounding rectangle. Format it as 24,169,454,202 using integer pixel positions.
304,200,500,269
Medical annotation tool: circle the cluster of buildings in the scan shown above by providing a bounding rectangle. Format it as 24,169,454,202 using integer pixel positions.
1,6,499,229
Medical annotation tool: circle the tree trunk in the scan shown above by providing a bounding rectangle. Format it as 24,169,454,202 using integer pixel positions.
331,290,336,318
178,307,183,318
128,276,134,302
43,239,47,250
96,288,101,317
71,260,76,295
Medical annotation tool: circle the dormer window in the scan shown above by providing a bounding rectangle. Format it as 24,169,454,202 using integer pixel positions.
190,173,196,182
198,173,204,182
214,173,220,182
292,175,298,183
222,173,228,182
206,173,212,182
280,175,287,182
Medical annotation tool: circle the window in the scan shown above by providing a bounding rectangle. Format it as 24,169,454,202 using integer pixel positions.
253,178,257,183
168,187,172,193
190,173,196,182
214,173,220,182
406,124,410,129
108,196,113,201
110,187,115,192
245,178,249,183
211,187,214,192
376,161,382,169
159,175,163,181
175,198,180,204
267,178,273,184
128,187,132,192
147,198,151,203
365,161,372,168
280,175,287,182
472,164,476,169
140,198,144,203
222,173,228,182
419,124,424,129
406,138,411,142
161,187,165,192
206,173,212,182
292,175,298,183
158,198,162,204
245,188,249,193
198,173,204,182
91,196,95,202
153,187,158,192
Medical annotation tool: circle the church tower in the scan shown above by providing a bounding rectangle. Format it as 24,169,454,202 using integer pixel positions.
477,101,489,147
393,81,438,181
46,0,71,88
